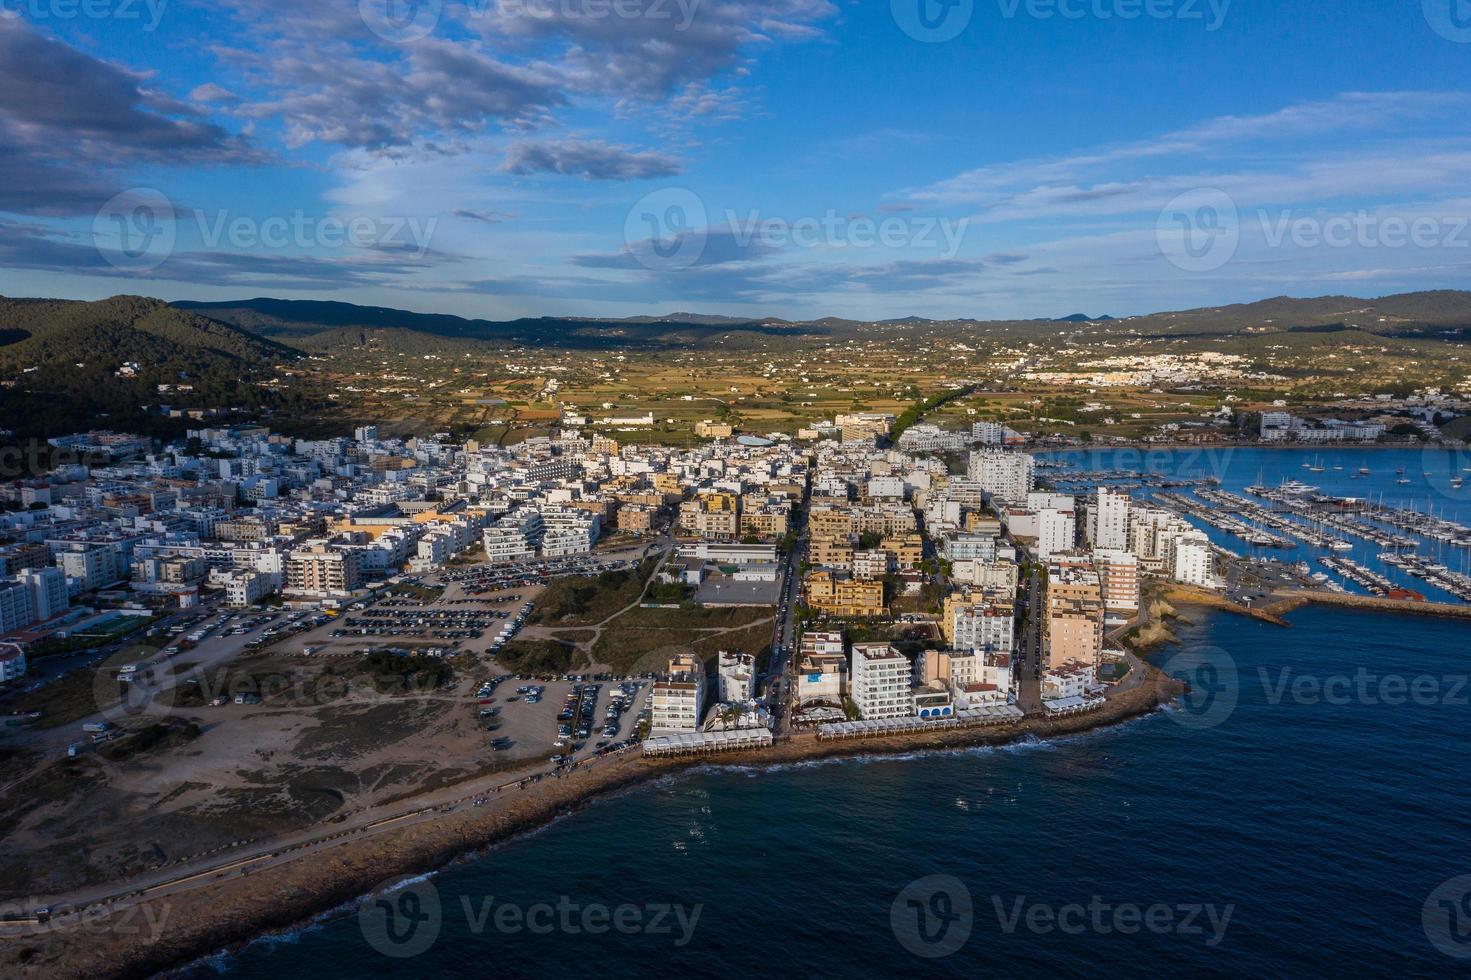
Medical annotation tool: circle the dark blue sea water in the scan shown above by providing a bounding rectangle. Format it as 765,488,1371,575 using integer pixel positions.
191,603,1471,978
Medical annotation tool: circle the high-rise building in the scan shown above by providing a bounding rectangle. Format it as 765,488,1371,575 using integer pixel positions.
651,654,706,733
850,643,912,719
1089,488,1131,551
285,547,362,596
16,567,67,623
1092,549,1140,614
0,581,34,634
1044,564,1105,670
967,450,1035,506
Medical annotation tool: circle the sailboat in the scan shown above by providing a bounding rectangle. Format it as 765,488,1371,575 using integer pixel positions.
1307,455,1326,473
1359,466,1371,476
1397,466,1412,485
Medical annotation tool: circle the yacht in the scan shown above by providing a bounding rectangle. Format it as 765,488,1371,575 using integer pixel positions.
1359,466,1371,475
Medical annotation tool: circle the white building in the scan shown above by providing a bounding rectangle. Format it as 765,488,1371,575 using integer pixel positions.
225,570,272,607
967,450,1035,506
1088,488,1131,551
1035,508,1077,561
539,508,599,558
1170,532,1216,587
650,654,706,734
16,567,67,622
850,643,912,719
951,604,1016,655
482,508,544,564
717,650,755,703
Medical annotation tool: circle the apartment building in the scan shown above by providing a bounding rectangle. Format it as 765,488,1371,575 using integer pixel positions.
285,547,363,596
805,570,885,618
651,654,706,734
850,643,913,719
1045,564,1104,670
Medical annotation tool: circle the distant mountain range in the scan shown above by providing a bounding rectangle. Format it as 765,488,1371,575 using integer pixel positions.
3,290,1471,390
171,290,1471,352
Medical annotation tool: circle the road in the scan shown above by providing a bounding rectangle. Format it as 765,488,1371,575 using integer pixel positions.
1014,564,1043,714
1,732,645,930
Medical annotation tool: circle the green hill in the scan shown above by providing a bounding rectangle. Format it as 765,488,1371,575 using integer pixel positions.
0,295,298,438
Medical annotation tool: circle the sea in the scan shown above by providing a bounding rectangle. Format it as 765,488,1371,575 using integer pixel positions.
183,448,1471,978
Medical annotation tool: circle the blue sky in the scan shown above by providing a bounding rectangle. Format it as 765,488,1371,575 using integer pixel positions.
1,0,1470,320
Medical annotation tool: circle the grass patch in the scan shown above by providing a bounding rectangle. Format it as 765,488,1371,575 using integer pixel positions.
495,639,587,674
529,560,655,627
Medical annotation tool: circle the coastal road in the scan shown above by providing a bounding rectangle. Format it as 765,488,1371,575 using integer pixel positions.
1,735,647,932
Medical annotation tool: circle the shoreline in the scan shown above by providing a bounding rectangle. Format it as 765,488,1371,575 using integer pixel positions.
1,671,1181,979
